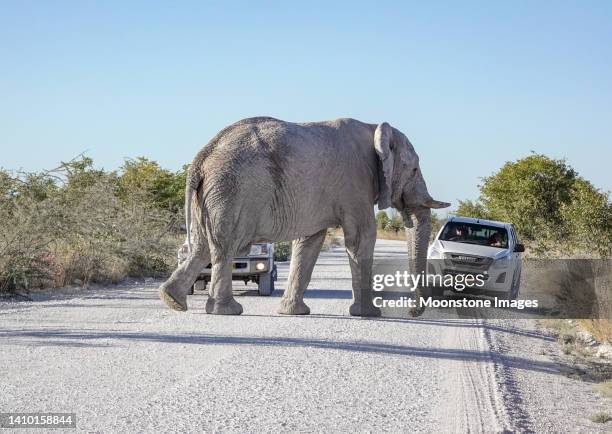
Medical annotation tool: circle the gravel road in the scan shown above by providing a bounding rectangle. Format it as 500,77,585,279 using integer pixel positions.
1,239,610,433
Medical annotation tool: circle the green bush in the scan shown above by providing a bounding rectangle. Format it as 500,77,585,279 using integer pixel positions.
561,179,612,258
119,157,187,213
384,213,404,233
375,210,443,240
274,242,292,262
375,211,389,230
455,200,488,220
455,154,611,258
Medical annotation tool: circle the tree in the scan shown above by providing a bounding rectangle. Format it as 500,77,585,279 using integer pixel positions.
431,211,443,237
376,209,443,238
119,157,187,212
561,179,612,257
456,153,611,257
479,154,577,241
455,200,488,219
385,213,404,233
375,210,389,231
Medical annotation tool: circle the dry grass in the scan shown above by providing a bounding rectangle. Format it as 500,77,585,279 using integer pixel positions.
540,319,583,356
595,381,612,399
328,226,441,242
579,320,612,344
0,163,182,291
540,319,576,340
590,412,612,424
578,261,612,343
540,319,612,385
376,230,407,241
324,228,344,248
541,259,612,344
326,228,408,242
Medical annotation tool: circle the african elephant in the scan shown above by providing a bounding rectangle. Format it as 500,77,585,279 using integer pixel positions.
159,117,449,316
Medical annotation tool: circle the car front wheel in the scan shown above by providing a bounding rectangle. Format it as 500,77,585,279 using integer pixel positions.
257,271,274,296
506,270,521,300
431,286,445,298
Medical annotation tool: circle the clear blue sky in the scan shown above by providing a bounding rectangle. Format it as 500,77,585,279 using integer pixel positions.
1,1,611,210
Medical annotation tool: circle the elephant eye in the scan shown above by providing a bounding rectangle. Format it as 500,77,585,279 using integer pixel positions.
412,167,418,176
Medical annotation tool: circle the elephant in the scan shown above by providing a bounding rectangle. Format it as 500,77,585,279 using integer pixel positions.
159,117,449,316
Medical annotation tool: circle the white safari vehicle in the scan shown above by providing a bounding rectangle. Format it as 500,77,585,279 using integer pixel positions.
427,216,525,299
177,242,278,296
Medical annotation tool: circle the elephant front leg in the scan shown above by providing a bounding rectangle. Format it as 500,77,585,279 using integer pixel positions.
205,256,243,315
278,229,327,315
343,220,381,317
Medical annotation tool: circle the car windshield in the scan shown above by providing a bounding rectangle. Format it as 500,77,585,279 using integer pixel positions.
439,222,508,248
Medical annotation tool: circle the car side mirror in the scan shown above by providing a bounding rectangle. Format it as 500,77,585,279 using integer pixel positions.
514,243,525,253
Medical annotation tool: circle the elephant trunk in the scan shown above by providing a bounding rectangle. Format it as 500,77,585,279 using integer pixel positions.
404,208,432,317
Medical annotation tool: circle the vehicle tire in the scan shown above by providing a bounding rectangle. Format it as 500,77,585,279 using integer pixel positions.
272,264,278,281
194,280,207,291
257,272,274,296
506,270,521,300
431,286,445,298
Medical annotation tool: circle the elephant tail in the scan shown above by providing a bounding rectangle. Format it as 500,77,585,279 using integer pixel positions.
185,163,203,254
185,184,194,253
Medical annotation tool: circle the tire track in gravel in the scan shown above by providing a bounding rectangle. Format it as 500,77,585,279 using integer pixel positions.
438,317,513,433
482,319,534,433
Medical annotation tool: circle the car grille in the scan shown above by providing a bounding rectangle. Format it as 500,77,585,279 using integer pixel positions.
204,262,247,270
446,254,492,271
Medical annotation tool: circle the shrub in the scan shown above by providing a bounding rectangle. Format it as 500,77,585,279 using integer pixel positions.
384,213,404,233
0,156,183,292
455,200,488,220
274,242,292,262
595,380,612,399
375,211,389,230
561,179,612,258
479,154,577,241
119,157,187,213
455,154,611,258
590,412,612,424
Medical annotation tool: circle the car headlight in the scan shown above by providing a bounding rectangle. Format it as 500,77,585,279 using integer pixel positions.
428,247,442,259
491,255,509,269
249,244,269,256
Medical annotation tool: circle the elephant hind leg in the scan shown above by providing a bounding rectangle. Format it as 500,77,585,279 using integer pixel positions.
205,247,243,315
159,244,210,312
278,228,327,315
343,216,380,317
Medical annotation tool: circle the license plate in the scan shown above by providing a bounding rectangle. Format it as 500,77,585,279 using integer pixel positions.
454,256,479,262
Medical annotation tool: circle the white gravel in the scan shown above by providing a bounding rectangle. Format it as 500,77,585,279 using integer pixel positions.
1,239,611,433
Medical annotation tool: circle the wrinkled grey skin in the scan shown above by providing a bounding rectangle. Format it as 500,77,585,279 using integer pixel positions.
159,117,449,316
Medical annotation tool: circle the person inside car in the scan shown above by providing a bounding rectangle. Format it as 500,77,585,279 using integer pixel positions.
448,226,467,242
488,232,503,247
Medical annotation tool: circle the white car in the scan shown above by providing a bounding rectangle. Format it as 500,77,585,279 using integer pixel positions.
177,242,277,296
427,216,524,299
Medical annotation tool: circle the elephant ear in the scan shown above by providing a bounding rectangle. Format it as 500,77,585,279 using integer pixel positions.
374,122,394,209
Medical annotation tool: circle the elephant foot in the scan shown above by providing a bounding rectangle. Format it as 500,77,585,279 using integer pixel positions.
278,298,310,315
159,284,188,312
205,297,243,315
409,289,427,317
408,305,426,318
349,302,381,317
205,296,215,313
